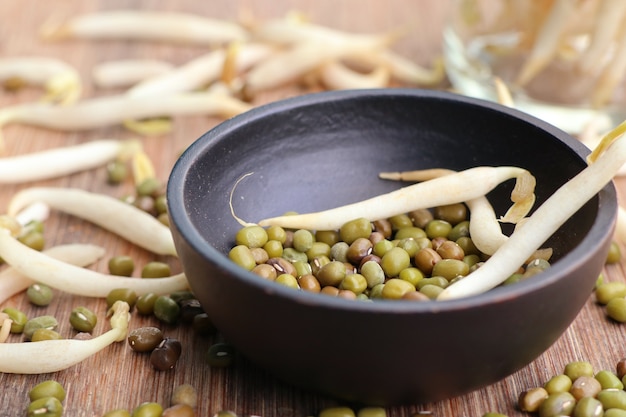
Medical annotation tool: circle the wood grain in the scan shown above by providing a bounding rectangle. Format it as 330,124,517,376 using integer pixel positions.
1,1,625,416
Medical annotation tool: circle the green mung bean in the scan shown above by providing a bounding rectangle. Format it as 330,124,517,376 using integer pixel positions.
380,247,410,277
29,380,66,402
572,396,603,417
136,292,158,315
544,374,573,394
538,391,576,417
596,370,625,390
132,402,163,417
518,387,548,412
23,315,58,341
2,307,27,333
596,282,626,305
319,406,356,417
106,288,138,309
153,296,180,324
108,255,135,276
69,306,97,332
27,397,63,417
598,388,626,410
607,298,626,322
141,261,171,278
386,214,411,231
565,361,595,381
339,217,372,244
27,283,53,306
31,328,62,341
605,409,626,417
607,241,622,264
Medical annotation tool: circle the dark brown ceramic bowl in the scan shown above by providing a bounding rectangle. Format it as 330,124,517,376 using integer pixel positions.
167,89,617,405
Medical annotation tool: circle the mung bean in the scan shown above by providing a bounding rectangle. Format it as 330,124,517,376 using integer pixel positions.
206,342,235,367
106,288,138,309
518,387,549,412
565,361,595,381
141,261,171,278
29,380,66,402
128,327,164,352
607,298,626,322
538,391,576,417
27,283,54,306
136,292,158,315
23,315,58,341
27,397,63,417
150,338,182,371
596,370,625,390
318,406,356,417
31,328,62,342
2,307,26,333
572,396,603,417
109,255,135,276
598,389,626,410
171,384,197,408
69,306,97,332
162,404,195,417
153,296,180,324
570,375,602,400
132,402,163,417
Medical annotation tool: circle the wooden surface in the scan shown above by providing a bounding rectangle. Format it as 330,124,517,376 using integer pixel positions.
2,1,626,416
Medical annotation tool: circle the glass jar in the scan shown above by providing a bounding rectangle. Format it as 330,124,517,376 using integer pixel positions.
443,0,626,133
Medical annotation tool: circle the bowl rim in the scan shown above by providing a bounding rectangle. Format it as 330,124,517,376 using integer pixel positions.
168,88,617,314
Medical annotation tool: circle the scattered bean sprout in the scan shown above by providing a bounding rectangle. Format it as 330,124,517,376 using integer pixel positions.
0,243,106,305
0,139,140,184
41,10,248,45
92,59,174,89
7,187,177,256
0,56,81,104
0,301,130,374
0,90,252,134
0,228,187,298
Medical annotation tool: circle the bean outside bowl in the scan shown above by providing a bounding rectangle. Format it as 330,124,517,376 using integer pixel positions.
167,89,617,405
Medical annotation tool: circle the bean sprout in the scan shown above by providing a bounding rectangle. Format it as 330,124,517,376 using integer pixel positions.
515,0,578,86
8,187,177,256
0,301,130,374
0,243,106,305
0,90,252,133
254,166,535,231
0,56,81,104
0,139,140,184
92,59,174,89
439,120,626,300
0,228,187,298
319,61,390,90
378,168,533,255
127,43,273,98
41,10,248,45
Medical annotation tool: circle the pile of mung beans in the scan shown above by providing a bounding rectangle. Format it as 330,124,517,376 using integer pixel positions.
229,204,552,301
501,359,626,417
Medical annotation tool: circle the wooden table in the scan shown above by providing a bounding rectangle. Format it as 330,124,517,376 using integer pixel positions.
1,1,625,416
